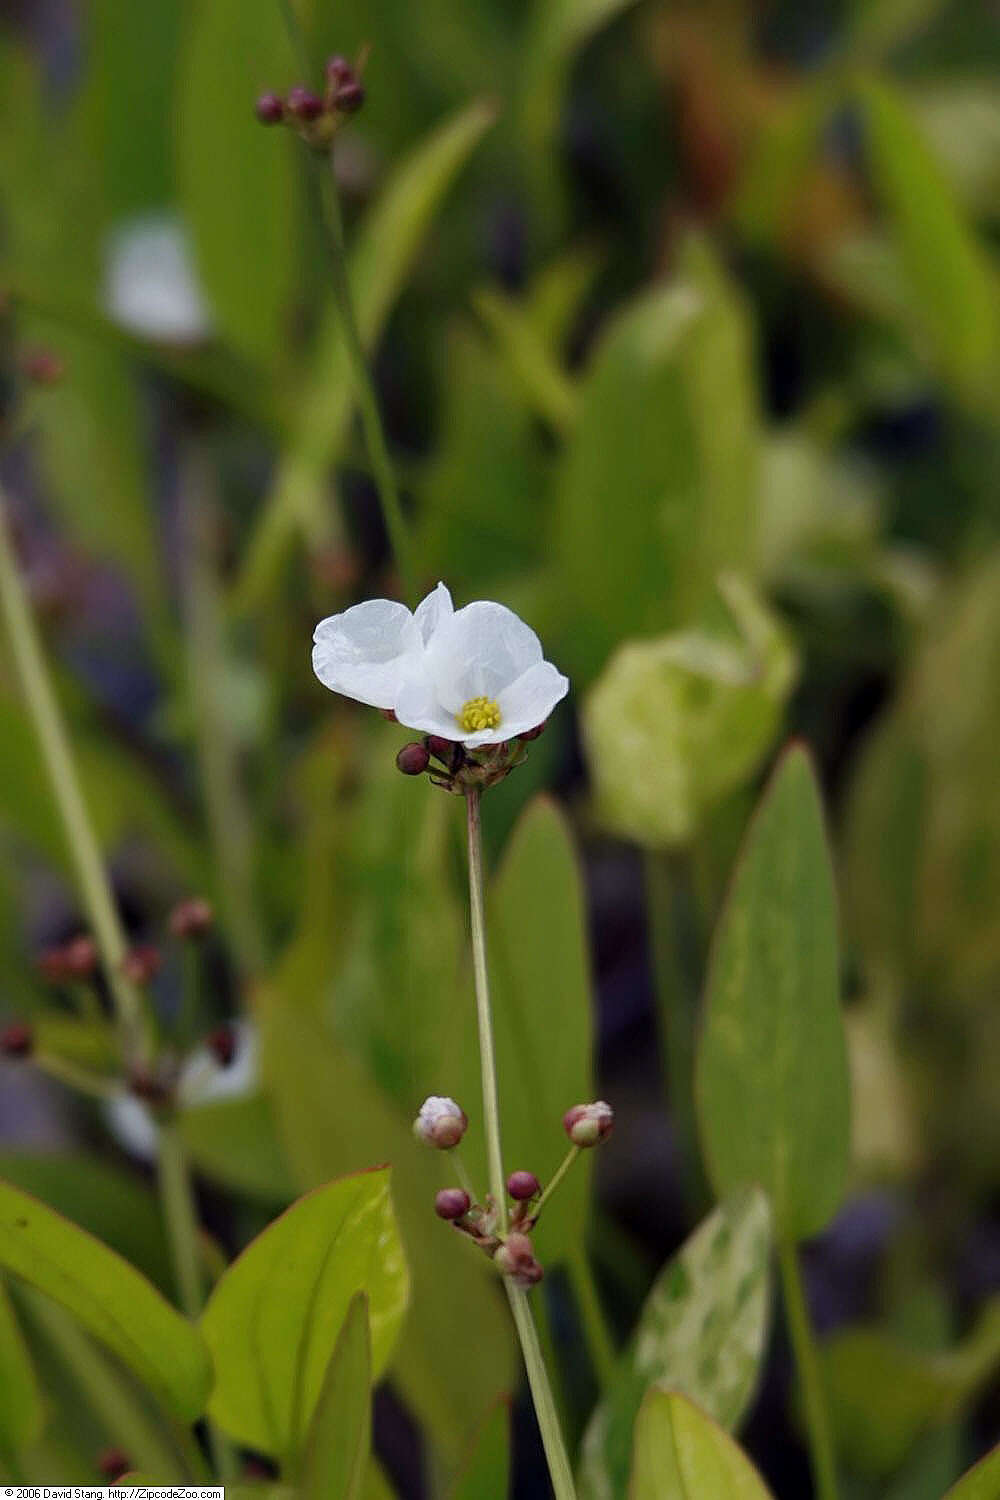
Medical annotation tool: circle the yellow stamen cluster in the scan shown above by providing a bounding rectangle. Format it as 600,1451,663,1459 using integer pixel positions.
457,696,502,733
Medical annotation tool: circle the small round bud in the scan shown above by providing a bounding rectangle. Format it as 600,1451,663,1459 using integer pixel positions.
495,1230,535,1276
63,935,99,979
435,1188,471,1221
0,1021,34,1059
515,1258,545,1288
507,1170,540,1202
396,742,430,776
413,1095,467,1149
97,1447,130,1481
206,1023,237,1068
255,91,285,125
287,85,324,121
21,348,65,385
121,945,162,985
333,79,365,113
169,897,214,940
325,55,353,85
518,722,546,742
36,945,71,984
425,734,457,759
563,1100,614,1147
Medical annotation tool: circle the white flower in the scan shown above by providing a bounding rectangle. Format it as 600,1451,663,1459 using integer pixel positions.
413,1094,467,1148
103,215,211,344
312,583,569,747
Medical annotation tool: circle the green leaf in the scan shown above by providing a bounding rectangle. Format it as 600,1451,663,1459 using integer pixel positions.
200,1167,407,1462
629,1390,776,1500
234,99,495,612
695,745,851,1240
472,286,577,433
0,1178,211,1422
554,236,758,682
856,75,998,393
734,81,836,243
583,576,797,848
0,1278,43,1458
580,1189,772,1500
179,1095,292,1203
451,1400,511,1500
175,0,301,366
299,1292,371,1500
944,1442,1000,1500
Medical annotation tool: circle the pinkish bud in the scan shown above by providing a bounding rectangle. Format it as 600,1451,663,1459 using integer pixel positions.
0,1021,33,1059
21,348,65,385
425,734,456,758
515,1259,545,1287
563,1100,614,1147
97,1447,130,1481
495,1230,535,1276
435,1188,471,1221
325,55,353,85
63,935,99,979
507,1170,540,1202
255,91,285,125
287,85,324,121
36,945,71,984
333,79,365,113
413,1095,467,1149
169,897,214,939
121,945,162,985
396,742,430,776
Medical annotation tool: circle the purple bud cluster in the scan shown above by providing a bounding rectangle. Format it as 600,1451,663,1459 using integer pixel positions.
254,54,366,140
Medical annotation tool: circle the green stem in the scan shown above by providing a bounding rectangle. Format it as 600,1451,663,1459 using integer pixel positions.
778,1237,839,1500
534,1145,579,1219
465,789,577,1500
34,1053,119,1101
0,494,149,1062
567,1247,616,1393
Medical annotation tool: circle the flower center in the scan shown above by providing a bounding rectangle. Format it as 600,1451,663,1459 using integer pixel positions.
457,696,502,733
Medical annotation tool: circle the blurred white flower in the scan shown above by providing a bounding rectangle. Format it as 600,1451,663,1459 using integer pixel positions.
312,583,568,747
103,214,211,344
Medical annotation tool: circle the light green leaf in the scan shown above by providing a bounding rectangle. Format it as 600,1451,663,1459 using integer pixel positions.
695,745,851,1240
451,1400,511,1500
201,1168,408,1462
583,576,797,849
179,1095,292,1204
472,286,577,433
0,1278,43,1458
856,75,998,393
300,1293,371,1500
234,99,495,612
580,1189,772,1500
629,1390,776,1500
175,0,300,365
844,0,950,62
554,236,758,682
519,0,642,162
944,1442,1000,1500
364,1461,399,1500
0,1178,211,1422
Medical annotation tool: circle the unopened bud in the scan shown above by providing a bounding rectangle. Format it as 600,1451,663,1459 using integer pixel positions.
21,348,65,385
63,935,99,979
206,1024,237,1068
325,55,353,85
287,85,324,121
396,742,430,776
435,1188,471,1221
413,1095,467,1149
333,79,365,113
563,1100,614,1147
37,945,70,984
121,945,162,985
0,1021,33,1059
515,1258,544,1287
494,1230,535,1276
97,1447,130,1481
507,1170,540,1202
169,897,214,939
255,91,285,125
518,722,546,742
425,734,458,760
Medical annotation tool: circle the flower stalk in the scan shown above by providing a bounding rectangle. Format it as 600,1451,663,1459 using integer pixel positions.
778,1236,839,1500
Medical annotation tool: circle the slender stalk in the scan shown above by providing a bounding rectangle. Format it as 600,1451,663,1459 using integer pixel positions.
534,1145,579,1218
567,1248,616,1392
778,1237,839,1500
0,494,149,1061
465,789,577,1500
34,1053,119,1101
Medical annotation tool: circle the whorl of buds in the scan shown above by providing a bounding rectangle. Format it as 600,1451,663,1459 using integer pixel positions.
396,742,430,776
121,945,162,985
434,1188,471,1221
495,1230,544,1287
507,1170,540,1202
286,85,324,121
169,897,214,940
563,1100,614,1148
413,1095,467,1149
0,1021,34,1059
254,53,365,142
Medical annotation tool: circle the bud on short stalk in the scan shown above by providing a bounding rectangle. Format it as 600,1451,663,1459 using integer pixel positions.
435,1188,471,1221
413,1095,467,1149
563,1100,614,1147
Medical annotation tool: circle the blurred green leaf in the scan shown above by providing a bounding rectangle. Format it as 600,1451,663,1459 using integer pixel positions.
234,99,496,612
176,0,301,366
300,1292,371,1500
629,1389,775,1500
944,1442,1000,1500
695,745,851,1240
451,1400,511,1500
823,1298,1000,1476
735,81,836,243
856,75,998,394
844,0,950,62
580,1189,772,1500
583,576,797,848
0,1178,211,1423
0,1277,43,1458
472,286,577,433
201,1167,408,1462
553,236,758,681
179,1095,292,1204
914,83,1000,217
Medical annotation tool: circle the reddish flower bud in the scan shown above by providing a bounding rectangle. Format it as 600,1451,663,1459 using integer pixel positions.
169,897,214,940
121,945,162,985
21,348,65,385
97,1447,130,1481
515,1258,544,1287
563,1100,614,1147
518,722,546,742
206,1023,237,1068
36,945,71,984
0,1021,34,1059
396,742,430,776
507,1170,540,1202
424,734,454,758
325,55,353,85
255,91,285,125
333,79,365,113
64,934,99,979
435,1188,471,1221
495,1230,535,1276
287,85,324,121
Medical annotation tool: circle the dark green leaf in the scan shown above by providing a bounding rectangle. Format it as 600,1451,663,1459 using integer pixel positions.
0,1278,43,1458
944,1442,1000,1500
299,1292,371,1500
451,1400,511,1500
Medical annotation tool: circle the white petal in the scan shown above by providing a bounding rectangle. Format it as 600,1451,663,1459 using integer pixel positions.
496,661,570,736
411,582,453,645
425,601,544,711
394,677,462,741
103,216,211,344
312,598,417,708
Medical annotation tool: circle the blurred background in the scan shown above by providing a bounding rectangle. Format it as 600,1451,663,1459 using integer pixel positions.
0,0,998,1494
